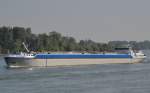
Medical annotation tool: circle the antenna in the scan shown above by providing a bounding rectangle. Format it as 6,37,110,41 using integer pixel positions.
22,42,30,53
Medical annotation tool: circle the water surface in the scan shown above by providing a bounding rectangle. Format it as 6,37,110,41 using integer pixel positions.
0,51,150,93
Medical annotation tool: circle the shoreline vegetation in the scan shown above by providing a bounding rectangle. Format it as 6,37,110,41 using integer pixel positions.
0,26,150,54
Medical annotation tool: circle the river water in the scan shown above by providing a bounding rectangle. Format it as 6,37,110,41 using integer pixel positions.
0,51,150,93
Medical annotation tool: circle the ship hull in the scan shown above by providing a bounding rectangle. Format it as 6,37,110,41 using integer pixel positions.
5,57,144,68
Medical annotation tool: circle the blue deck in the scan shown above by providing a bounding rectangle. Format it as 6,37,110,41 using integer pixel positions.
35,54,132,59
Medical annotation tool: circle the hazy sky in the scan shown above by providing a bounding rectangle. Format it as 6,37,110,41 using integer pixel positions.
0,0,150,42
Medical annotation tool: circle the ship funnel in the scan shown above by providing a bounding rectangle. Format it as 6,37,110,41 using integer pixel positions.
22,42,30,53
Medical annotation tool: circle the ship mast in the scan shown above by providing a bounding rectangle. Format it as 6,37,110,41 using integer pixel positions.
22,42,30,53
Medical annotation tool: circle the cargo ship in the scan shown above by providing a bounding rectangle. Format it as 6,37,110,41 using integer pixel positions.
4,43,146,68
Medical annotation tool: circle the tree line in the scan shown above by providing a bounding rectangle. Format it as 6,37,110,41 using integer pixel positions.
0,26,150,53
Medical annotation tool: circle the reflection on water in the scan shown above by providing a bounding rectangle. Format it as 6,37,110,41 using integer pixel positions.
0,50,150,93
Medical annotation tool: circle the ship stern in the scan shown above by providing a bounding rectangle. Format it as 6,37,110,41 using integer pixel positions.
4,57,33,68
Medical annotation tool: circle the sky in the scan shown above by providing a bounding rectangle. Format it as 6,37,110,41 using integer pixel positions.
0,0,150,42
